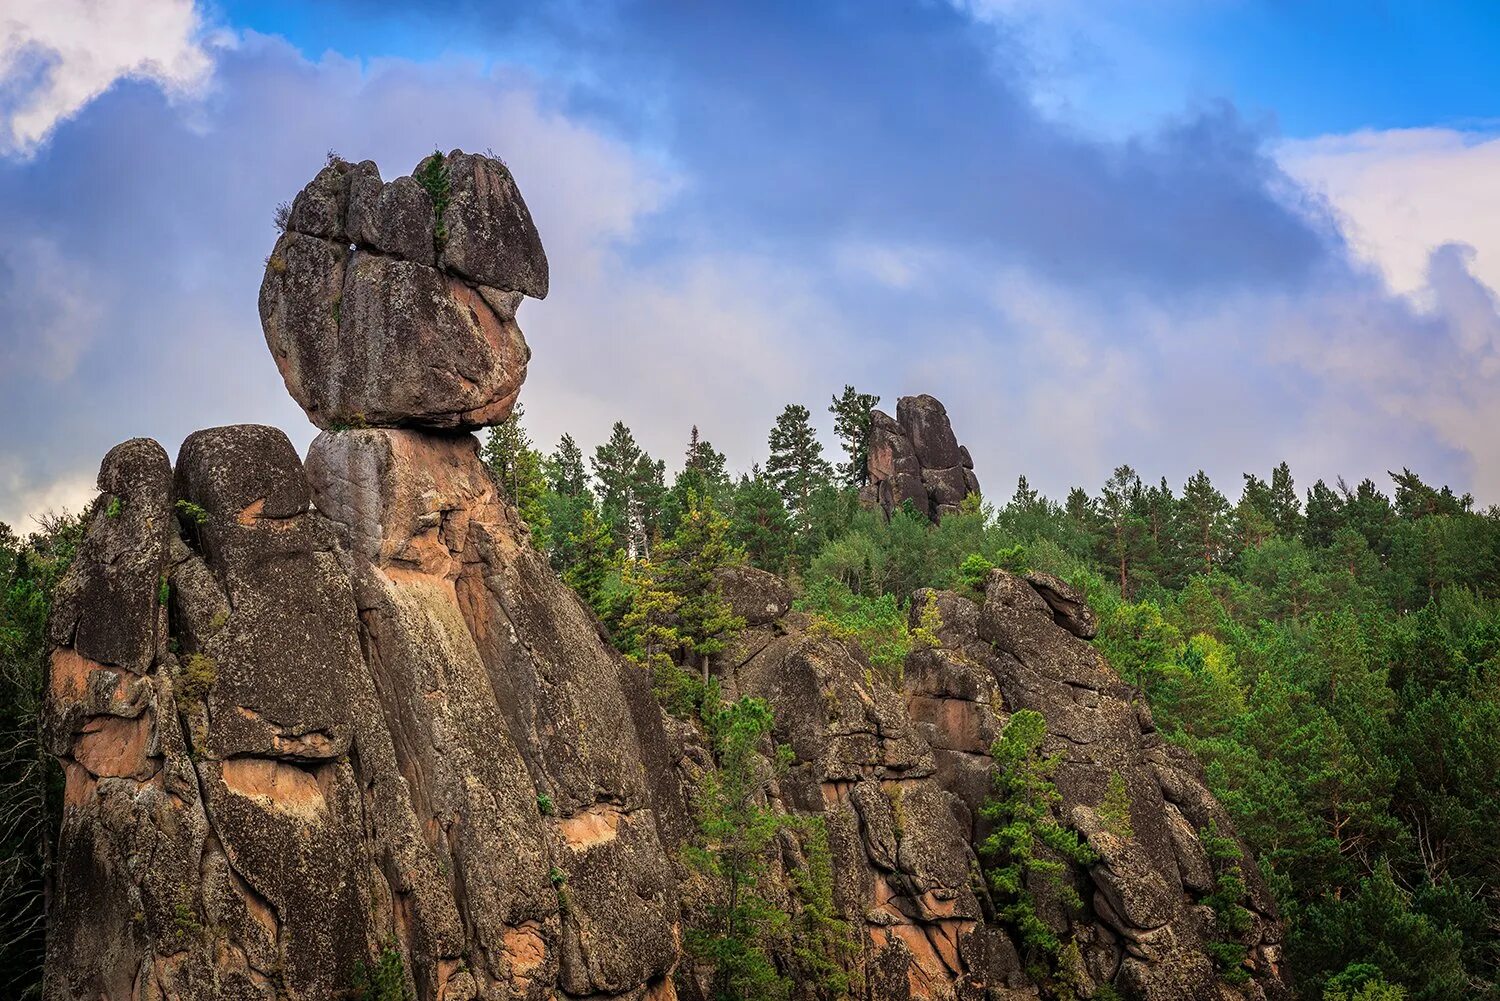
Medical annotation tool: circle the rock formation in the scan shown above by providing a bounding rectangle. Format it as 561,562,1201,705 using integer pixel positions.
861,396,980,522
43,153,1287,1001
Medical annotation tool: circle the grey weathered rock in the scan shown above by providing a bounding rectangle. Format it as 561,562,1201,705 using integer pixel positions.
713,564,793,626
865,394,980,522
437,150,550,298
261,152,544,430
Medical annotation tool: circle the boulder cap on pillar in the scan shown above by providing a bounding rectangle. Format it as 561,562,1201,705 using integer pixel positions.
260,150,547,432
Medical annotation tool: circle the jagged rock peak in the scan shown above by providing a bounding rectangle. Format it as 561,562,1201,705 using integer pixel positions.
259,150,546,432
861,393,980,522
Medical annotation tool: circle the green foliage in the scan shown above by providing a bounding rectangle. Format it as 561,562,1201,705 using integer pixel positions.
796,578,912,680
828,385,879,488
0,513,80,999
619,493,745,715
105,496,122,518
684,692,794,1001
414,150,450,252
174,498,209,525
175,653,217,704
786,817,862,1000
1098,772,1134,840
350,945,413,1001
1199,822,1253,984
979,710,1097,975
766,403,832,537
1323,964,1408,1001
482,403,551,543
536,792,554,816
910,592,943,650
157,573,170,607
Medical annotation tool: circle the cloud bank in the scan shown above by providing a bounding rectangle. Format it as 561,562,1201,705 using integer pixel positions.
2,0,1499,529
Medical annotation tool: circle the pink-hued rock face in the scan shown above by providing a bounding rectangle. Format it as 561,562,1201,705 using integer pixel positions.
259,152,546,431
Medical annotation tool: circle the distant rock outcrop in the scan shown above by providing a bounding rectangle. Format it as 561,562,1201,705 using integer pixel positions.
43,153,1287,1001
862,395,980,521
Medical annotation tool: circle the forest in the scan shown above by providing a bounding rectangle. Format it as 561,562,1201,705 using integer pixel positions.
4,385,1498,1001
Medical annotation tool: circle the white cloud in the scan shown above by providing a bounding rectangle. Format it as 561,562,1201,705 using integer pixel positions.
0,0,213,155
0,458,94,532
1279,127,1500,297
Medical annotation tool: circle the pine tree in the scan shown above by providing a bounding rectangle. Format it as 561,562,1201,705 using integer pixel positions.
562,508,619,623
656,493,746,679
630,453,668,559
828,385,880,488
1270,461,1303,538
979,710,1097,972
728,469,795,574
592,422,643,552
765,404,832,526
667,427,732,534
482,404,550,540
1180,470,1231,573
684,694,794,1001
1099,465,1149,597
1304,479,1345,549
1234,473,1276,555
548,434,591,498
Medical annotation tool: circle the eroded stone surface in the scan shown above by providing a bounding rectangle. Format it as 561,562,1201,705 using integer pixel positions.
863,395,980,523
260,152,545,431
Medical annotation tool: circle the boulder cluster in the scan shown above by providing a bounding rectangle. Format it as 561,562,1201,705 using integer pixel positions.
260,150,546,430
41,154,1289,1001
862,395,980,521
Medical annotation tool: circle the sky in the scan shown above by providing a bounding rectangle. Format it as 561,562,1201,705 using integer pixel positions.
3,0,1500,529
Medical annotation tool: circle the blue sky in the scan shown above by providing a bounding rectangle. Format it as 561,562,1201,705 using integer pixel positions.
3,0,1500,527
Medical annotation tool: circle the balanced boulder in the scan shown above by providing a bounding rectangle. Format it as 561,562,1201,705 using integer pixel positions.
259,151,546,431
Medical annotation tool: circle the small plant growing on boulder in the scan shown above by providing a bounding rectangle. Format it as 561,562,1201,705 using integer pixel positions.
350,944,412,1001
1098,771,1134,840
176,653,217,704
1199,821,1253,985
104,496,122,519
414,150,451,253
273,200,291,232
536,792,555,816
175,499,210,525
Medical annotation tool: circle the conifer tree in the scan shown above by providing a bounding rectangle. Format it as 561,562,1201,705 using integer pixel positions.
684,694,794,1001
1304,479,1345,549
592,421,643,551
548,434,591,498
766,403,832,525
828,385,879,488
1269,461,1303,538
482,403,550,540
728,469,795,573
562,508,619,623
1099,465,1149,597
1180,470,1231,573
979,710,1097,974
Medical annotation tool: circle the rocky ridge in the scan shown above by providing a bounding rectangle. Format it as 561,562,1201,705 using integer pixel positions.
43,152,1287,1001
